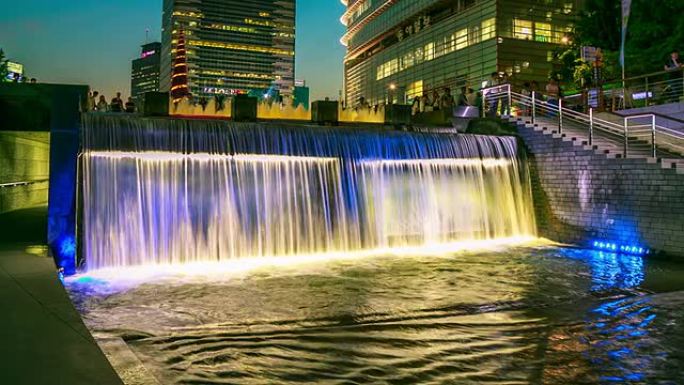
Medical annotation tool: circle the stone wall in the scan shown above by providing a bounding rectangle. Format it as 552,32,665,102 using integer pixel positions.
0,131,50,213
515,121,684,257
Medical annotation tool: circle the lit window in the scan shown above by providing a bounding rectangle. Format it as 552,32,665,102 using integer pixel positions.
535,22,552,43
415,46,424,63
513,19,533,40
407,80,423,99
424,42,435,61
481,18,496,40
454,28,468,50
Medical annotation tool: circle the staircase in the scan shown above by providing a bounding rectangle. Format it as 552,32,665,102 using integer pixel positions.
482,84,684,174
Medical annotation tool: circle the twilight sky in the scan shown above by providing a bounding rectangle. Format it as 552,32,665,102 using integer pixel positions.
0,0,346,101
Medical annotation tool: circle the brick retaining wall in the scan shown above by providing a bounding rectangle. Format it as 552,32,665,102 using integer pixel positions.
515,121,684,257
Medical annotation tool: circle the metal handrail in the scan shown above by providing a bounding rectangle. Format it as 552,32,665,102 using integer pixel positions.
481,84,684,159
0,179,49,188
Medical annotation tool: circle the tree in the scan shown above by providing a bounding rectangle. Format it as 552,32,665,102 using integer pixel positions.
575,0,684,78
0,49,8,81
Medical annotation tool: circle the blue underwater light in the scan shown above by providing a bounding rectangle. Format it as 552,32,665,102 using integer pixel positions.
592,240,649,255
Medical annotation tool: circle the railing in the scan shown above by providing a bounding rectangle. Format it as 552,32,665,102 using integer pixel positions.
0,180,49,189
482,84,684,159
564,67,684,111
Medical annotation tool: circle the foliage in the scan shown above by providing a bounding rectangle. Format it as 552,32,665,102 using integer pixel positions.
574,0,684,77
0,49,8,81
572,60,593,89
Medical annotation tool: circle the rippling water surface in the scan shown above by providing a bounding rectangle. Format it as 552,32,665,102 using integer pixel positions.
67,246,684,385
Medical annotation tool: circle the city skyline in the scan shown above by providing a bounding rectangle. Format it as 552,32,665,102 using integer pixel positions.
0,0,346,101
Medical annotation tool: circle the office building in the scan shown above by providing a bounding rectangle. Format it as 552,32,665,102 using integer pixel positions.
131,42,162,101
341,0,582,105
160,0,296,99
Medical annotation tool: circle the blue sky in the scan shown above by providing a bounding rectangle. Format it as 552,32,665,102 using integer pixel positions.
0,0,346,101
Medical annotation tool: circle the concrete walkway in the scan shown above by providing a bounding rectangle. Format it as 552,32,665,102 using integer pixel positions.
0,207,123,385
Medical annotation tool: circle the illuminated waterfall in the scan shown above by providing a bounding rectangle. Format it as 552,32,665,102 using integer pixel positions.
81,115,536,271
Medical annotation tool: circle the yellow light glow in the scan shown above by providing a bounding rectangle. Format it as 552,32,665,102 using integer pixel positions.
360,158,512,168
70,236,546,282
87,152,338,164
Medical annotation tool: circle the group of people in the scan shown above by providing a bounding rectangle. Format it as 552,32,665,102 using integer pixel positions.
411,87,469,115
9,73,37,83
485,72,563,117
87,91,136,113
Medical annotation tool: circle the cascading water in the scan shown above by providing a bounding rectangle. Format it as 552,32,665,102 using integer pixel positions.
81,114,536,271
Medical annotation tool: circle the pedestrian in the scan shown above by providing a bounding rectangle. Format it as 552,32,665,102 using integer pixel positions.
29,78,37,84
499,74,511,116
466,88,477,106
457,86,469,106
199,96,208,111
96,95,108,112
545,78,561,116
486,72,500,117
411,96,421,115
420,91,431,112
441,87,455,110
125,97,136,113
664,50,683,103
110,92,124,112
87,91,97,111
356,96,369,111
520,82,531,115
431,90,441,111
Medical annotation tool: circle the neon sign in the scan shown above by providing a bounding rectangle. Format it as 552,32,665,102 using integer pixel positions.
141,50,157,59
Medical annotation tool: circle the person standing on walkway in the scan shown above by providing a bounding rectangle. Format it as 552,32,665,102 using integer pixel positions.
110,92,124,113
499,73,511,116
420,91,431,112
125,97,136,113
431,90,441,111
457,87,469,106
96,95,108,112
88,91,99,111
545,78,561,116
664,51,683,103
441,88,455,111
486,72,500,117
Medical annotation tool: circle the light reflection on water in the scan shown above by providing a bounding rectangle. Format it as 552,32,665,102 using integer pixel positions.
67,247,684,385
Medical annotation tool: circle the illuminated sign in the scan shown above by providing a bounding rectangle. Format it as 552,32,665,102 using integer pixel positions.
203,87,246,95
7,61,23,75
141,50,158,59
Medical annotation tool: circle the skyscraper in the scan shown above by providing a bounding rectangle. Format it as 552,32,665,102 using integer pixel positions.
160,0,296,99
341,0,581,106
131,42,162,102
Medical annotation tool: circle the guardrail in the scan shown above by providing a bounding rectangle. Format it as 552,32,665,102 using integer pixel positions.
0,180,49,189
564,67,684,111
482,84,684,159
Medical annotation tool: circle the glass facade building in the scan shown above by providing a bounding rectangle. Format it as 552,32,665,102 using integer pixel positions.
161,0,296,99
131,42,162,102
341,0,582,106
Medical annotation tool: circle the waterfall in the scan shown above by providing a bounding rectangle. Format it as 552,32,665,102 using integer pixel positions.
81,114,536,271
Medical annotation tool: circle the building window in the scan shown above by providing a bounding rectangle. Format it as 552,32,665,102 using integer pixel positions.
407,80,423,100
470,25,481,45
481,18,496,41
535,22,552,43
454,28,468,50
424,42,435,61
513,19,533,40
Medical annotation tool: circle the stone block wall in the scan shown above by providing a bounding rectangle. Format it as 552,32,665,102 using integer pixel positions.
0,131,50,213
516,122,684,257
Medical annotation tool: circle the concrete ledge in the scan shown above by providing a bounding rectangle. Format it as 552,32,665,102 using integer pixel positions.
0,208,122,385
